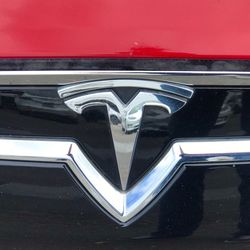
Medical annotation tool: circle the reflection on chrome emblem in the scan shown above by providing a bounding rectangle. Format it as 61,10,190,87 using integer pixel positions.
64,90,189,190
58,79,193,222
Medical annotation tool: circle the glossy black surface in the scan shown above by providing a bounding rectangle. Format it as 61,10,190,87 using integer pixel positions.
0,86,246,187
0,85,250,248
0,161,248,249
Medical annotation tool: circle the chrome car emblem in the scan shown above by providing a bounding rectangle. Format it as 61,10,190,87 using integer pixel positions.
0,71,250,225
58,79,194,222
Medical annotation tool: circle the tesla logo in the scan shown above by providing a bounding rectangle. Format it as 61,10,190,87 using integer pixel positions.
58,79,193,223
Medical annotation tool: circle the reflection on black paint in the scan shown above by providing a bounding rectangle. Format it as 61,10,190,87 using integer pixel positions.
237,165,250,236
152,169,205,238
228,91,250,242
0,86,249,248
150,90,226,239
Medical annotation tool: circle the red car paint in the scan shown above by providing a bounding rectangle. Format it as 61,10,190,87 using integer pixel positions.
0,0,249,59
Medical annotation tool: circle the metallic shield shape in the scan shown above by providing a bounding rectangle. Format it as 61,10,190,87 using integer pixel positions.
57,79,194,222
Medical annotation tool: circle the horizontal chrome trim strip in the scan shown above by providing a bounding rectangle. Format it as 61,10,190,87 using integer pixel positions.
0,137,250,223
0,70,250,86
